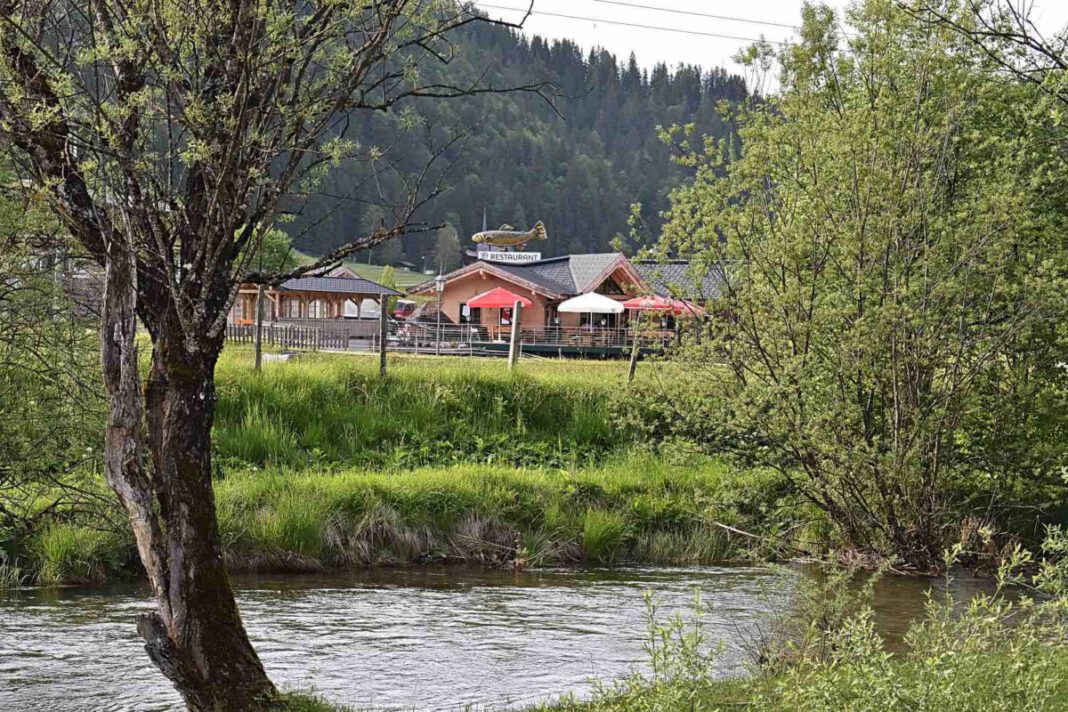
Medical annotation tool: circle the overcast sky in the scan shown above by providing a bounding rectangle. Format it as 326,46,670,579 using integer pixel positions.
470,0,1068,75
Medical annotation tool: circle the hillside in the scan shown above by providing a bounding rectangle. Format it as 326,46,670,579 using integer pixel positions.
289,20,749,267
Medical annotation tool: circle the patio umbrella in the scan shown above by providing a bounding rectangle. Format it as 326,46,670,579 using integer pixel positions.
622,294,703,316
557,292,623,329
467,287,533,309
557,292,624,314
467,287,533,341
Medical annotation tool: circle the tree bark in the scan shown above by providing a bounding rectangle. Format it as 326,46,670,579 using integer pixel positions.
140,328,276,710
101,245,274,710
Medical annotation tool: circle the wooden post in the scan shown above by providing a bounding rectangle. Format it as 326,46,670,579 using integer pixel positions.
628,312,642,383
379,295,389,377
253,285,265,371
508,300,523,370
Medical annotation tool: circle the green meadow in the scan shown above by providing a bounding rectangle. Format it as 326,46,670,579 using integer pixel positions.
13,349,801,585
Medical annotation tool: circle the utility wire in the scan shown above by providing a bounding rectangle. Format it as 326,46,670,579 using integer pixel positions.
592,0,801,31
472,2,781,42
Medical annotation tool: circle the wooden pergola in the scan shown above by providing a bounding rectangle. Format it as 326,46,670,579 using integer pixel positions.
230,274,401,324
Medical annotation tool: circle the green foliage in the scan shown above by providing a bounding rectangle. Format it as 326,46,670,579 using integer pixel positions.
547,533,1068,712
212,450,780,572
273,692,353,712
32,523,126,586
247,228,301,274
582,509,629,564
0,169,103,562
0,448,776,578
654,0,1068,568
754,538,1068,711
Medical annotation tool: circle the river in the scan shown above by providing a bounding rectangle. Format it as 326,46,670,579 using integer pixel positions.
0,565,992,711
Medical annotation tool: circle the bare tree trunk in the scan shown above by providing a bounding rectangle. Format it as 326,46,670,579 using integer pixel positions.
140,329,276,710
102,245,275,710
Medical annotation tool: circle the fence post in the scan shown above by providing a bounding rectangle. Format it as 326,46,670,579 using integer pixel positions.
253,285,265,371
379,295,389,377
508,300,523,371
628,312,642,383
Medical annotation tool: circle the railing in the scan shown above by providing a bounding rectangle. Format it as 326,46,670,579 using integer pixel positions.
269,317,381,338
226,323,348,351
228,320,680,356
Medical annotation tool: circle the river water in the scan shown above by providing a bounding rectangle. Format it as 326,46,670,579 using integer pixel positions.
0,565,992,711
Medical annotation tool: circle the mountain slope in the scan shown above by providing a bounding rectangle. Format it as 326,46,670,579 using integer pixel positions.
289,20,749,265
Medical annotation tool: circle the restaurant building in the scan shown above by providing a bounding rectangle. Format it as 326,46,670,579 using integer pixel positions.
408,251,720,353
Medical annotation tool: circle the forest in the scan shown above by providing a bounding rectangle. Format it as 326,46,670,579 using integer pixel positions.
289,20,749,267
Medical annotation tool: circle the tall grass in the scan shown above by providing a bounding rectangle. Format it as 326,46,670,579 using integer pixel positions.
213,349,629,469
211,451,793,572
32,523,127,586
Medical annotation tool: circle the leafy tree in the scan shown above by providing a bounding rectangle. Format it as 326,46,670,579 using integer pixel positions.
433,224,463,271
0,175,104,561
655,0,1068,570
0,1,540,708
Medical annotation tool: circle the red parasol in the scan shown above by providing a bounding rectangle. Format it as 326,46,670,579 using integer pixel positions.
622,295,703,315
467,287,533,309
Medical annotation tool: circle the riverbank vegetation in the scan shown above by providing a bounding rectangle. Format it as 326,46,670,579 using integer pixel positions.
21,450,801,583
644,0,1068,572
540,531,1068,712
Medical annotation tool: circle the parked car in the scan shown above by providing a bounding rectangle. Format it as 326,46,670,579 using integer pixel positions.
393,299,417,320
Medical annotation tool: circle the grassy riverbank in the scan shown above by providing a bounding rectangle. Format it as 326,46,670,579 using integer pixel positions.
27,451,799,583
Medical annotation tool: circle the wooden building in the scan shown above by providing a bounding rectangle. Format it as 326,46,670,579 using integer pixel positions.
408,252,721,352
229,266,401,325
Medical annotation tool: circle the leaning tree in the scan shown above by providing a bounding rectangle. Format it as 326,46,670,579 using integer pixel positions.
0,1,543,708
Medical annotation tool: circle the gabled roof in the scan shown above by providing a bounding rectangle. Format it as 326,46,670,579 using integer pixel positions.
409,260,568,299
412,253,641,298
279,276,401,297
633,261,725,300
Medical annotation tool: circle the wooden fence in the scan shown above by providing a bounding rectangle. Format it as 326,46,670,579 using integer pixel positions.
226,323,348,351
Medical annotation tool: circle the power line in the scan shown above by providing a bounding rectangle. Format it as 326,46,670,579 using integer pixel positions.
472,3,780,42
592,0,801,31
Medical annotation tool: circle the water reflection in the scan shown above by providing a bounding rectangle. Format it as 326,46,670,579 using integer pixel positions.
0,565,990,711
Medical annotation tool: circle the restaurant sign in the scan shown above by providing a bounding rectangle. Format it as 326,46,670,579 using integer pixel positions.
479,251,542,264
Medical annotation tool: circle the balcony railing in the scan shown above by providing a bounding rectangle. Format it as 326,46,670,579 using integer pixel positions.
227,318,679,356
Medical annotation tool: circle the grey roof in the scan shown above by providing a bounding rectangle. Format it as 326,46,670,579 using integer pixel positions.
279,276,401,297
482,253,626,297
634,261,725,300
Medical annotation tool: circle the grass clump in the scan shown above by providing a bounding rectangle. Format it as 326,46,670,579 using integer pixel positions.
582,509,629,564
32,523,126,586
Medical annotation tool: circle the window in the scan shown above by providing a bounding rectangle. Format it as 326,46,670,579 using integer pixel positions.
308,299,327,319
282,297,302,319
499,306,513,326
